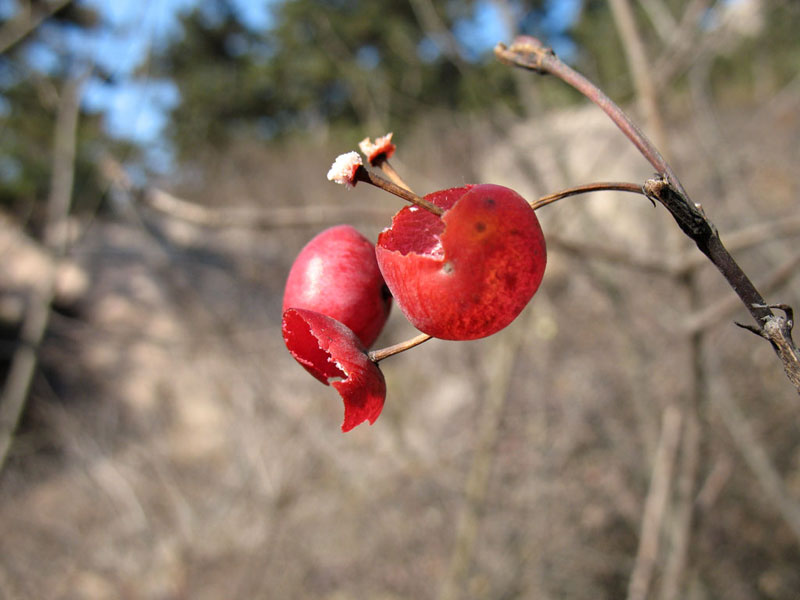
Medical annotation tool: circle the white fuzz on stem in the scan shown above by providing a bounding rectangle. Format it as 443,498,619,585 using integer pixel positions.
326,152,363,188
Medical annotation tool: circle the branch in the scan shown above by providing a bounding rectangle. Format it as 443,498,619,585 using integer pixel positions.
709,359,800,544
437,319,528,600
607,0,669,153
494,36,800,394
685,250,800,334
0,76,82,471
100,156,391,229
495,37,680,190
627,405,683,600
0,0,72,55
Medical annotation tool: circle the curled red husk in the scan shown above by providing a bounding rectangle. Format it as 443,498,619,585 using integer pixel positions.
282,308,386,432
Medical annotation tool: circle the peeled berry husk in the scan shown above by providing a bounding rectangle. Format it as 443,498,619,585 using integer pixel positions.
376,184,546,340
282,308,386,432
283,225,391,348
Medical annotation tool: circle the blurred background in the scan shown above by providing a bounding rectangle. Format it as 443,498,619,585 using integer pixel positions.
1,0,799,598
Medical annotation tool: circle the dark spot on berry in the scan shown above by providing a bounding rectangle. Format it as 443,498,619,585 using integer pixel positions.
442,261,454,274
475,222,487,233
485,197,496,207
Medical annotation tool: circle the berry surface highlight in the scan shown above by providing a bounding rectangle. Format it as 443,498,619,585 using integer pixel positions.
283,225,391,348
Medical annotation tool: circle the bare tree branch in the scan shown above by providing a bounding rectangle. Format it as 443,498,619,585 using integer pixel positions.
607,0,670,153
0,0,72,55
627,405,683,600
437,320,528,600
495,36,800,394
709,356,800,544
0,75,82,471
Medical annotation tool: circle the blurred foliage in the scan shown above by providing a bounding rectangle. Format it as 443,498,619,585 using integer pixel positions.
2,0,800,213
709,1,800,103
156,0,531,157
0,2,139,222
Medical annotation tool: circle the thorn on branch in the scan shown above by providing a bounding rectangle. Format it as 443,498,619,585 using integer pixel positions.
734,321,766,338
737,303,800,392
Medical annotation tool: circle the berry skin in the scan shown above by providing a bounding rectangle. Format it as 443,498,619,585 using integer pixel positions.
282,308,386,432
283,225,391,348
376,184,546,340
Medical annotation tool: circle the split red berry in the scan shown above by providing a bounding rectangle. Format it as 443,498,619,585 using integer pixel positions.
376,184,546,340
282,308,386,432
283,225,391,348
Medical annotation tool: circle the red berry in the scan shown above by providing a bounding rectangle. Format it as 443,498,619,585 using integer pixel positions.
283,225,391,348
376,184,546,340
282,308,386,432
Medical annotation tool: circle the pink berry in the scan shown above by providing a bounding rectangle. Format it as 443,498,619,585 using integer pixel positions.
376,184,546,340
283,225,391,348
282,308,386,432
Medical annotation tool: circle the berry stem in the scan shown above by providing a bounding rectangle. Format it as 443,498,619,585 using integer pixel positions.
369,333,432,363
371,155,414,192
530,182,646,211
355,166,444,216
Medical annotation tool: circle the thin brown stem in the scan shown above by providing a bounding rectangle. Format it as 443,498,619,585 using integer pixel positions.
495,35,800,394
529,181,646,211
371,156,414,192
369,333,432,363
495,36,682,194
355,166,444,216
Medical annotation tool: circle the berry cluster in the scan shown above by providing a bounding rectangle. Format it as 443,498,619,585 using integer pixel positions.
282,134,547,431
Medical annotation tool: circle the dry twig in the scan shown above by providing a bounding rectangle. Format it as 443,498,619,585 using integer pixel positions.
626,405,683,600
494,36,800,394
0,0,72,55
0,76,82,470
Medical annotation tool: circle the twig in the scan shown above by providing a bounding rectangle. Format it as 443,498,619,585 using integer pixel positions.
548,234,675,275
495,36,800,394
685,250,800,335
100,157,391,229
529,181,646,211
637,0,678,42
659,410,700,600
607,0,669,153
627,405,683,600
659,271,706,600
0,0,72,55
677,211,800,274
0,76,82,471
495,37,679,189
708,355,800,544
437,320,528,600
